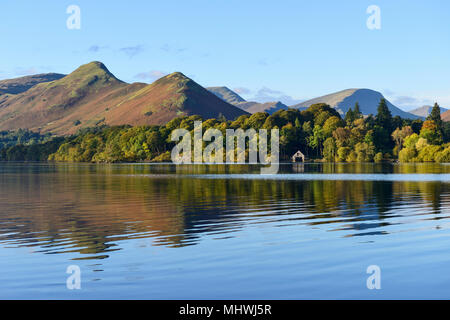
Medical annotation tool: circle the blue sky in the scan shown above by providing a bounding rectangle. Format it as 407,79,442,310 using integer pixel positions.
0,0,449,110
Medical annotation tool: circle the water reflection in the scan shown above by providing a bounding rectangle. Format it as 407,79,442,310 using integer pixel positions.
0,163,449,261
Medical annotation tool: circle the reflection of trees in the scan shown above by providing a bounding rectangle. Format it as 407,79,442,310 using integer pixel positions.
394,181,444,214
0,163,448,259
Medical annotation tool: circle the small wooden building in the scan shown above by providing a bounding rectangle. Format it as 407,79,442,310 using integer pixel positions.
292,150,305,163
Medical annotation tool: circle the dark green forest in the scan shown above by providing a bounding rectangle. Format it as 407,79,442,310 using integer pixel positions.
1,100,450,163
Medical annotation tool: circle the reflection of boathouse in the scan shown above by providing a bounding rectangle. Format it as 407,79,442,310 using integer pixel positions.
292,163,305,173
292,150,305,163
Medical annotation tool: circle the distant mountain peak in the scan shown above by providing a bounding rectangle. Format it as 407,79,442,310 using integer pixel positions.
150,72,198,91
166,71,187,78
207,86,246,105
293,88,420,119
409,105,448,118
134,73,248,119
67,61,121,83
207,86,290,114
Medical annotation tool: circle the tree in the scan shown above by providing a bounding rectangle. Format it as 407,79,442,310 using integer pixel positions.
375,98,393,131
344,103,362,125
403,133,419,149
374,152,384,162
420,120,443,145
373,99,394,153
355,142,375,162
373,125,393,153
308,125,325,157
337,147,351,162
392,126,413,148
398,147,417,163
332,127,351,147
247,112,269,129
427,103,442,124
280,123,299,157
315,111,333,126
323,137,337,161
345,107,355,125
427,102,443,136
353,102,362,119
323,116,343,137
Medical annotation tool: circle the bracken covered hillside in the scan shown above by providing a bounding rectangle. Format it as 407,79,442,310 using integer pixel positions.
0,62,248,135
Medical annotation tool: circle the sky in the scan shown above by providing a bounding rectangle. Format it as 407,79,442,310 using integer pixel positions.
0,0,449,110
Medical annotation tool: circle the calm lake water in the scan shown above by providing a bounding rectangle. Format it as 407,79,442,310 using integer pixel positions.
1,162,450,299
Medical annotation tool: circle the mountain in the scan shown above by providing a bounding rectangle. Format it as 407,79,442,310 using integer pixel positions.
0,73,65,95
0,62,127,134
440,110,450,122
207,86,246,105
238,101,289,114
0,62,248,134
292,88,420,119
409,105,448,118
104,72,249,126
207,87,289,114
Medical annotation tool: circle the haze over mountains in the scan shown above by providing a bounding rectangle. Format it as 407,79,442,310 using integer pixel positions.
0,62,248,134
207,86,289,114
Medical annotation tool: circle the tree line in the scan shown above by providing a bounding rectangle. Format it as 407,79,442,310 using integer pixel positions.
1,100,450,163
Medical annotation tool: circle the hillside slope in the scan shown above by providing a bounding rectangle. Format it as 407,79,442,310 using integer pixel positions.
0,62,128,134
440,109,450,122
0,62,248,134
104,72,249,127
0,73,65,95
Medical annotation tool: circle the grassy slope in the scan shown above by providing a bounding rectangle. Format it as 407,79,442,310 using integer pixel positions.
0,63,248,135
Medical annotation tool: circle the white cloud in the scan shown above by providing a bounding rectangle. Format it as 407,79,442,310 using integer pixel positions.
251,87,303,105
233,87,251,95
134,70,168,81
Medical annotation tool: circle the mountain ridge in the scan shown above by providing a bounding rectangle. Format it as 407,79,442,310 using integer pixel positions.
0,62,248,135
207,86,289,114
0,73,66,95
292,88,421,119
0,63,441,135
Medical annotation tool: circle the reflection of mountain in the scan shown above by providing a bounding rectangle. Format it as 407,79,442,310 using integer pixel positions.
0,163,448,259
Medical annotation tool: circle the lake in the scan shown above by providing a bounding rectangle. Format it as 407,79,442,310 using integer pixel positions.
0,162,450,299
